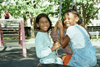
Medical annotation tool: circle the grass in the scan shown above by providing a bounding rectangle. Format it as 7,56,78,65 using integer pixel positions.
90,36,100,42
2,36,100,42
25,38,35,42
3,37,35,42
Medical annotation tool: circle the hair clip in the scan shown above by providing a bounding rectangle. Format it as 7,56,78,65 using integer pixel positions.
79,19,81,22
67,13,69,15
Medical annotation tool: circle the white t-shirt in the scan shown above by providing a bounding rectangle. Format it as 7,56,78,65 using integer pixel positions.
66,24,89,51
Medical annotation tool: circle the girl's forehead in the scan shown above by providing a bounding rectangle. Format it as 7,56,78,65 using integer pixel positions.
39,17,48,21
40,17,47,20
65,12,74,18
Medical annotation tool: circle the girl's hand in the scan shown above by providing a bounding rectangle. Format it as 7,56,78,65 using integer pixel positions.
56,21,63,29
51,42,60,51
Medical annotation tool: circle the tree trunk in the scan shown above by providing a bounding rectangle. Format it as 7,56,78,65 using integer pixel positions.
30,17,35,38
85,23,88,29
30,13,37,38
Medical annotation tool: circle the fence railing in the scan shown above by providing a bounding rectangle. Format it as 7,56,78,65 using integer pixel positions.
0,19,27,57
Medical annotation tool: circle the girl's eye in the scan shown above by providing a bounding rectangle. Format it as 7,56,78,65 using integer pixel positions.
45,21,49,23
39,22,43,23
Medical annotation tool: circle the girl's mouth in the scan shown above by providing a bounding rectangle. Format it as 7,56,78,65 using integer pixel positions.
43,27,48,29
66,24,70,26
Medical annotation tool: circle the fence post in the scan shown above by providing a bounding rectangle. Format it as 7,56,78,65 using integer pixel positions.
0,24,3,46
96,31,99,41
20,18,27,57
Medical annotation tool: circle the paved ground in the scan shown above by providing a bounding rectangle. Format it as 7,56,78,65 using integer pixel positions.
0,40,100,67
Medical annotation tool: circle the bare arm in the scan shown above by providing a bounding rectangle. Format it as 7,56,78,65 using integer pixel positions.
57,21,70,48
59,28,70,48
9,13,12,19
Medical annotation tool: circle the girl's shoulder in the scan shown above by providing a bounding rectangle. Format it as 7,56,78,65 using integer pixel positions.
35,32,44,41
67,25,76,31
36,32,43,37
66,25,81,34
36,32,48,38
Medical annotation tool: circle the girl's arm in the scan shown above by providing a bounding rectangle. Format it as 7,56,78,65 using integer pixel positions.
9,13,12,19
59,28,70,48
51,42,60,51
35,36,60,58
57,21,70,48
35,42,52,58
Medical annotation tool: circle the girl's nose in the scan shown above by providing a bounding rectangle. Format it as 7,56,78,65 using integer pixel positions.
64,19,68,23
65,19,68,22
44,22,47,25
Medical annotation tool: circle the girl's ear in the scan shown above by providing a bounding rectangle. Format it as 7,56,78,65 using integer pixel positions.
36,23,39,27
75,17,79,22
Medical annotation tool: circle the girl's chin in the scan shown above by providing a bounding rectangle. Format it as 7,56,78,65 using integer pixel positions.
66,25,70,27
42,29,48,32
40,30,48,32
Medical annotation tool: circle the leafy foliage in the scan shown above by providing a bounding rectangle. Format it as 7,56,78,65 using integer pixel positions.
0,0,58,21
54,0,99,26
0,0,99,26
73,0,99,25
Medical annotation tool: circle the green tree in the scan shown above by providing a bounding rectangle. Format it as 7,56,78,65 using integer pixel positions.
58,0,100,27
76,0,100,26
0,0,59,37
0,0,99,37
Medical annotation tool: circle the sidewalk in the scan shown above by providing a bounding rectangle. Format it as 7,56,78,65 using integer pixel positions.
92,41,100,61
0,41,100,67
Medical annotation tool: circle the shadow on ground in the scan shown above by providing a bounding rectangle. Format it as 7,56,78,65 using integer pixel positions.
0,46,100,67
94,46,100,66
0,47,39,67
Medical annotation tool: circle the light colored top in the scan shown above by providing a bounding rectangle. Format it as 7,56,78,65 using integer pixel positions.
35,32,63,64
66,24,89,51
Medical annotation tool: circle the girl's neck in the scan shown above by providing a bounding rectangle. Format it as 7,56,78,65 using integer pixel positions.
39,31,48,33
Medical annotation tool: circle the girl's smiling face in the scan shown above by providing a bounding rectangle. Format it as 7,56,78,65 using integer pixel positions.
37,17,50,32
63,15,71,28
64,12,79,27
